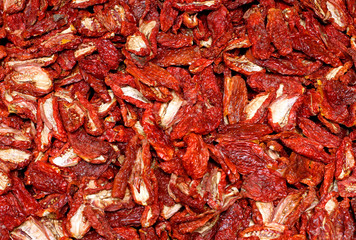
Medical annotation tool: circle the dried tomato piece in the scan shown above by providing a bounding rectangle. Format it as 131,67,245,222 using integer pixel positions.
224,53,265,75
298,89,321,118
170,102,221,140
3,13,28,48
171,210,218,237
215,200,251,240
3,0,26,14
307,207,335,239
6,54,58,68
223,75,247,124
335,137,355,180
331,198,355,240
0,123,33,150
251,52,323,76
105,75,152,109
125,31,151,57
247,72,304,95
68,128,115,164
245,7,273,60
25,161,68,194
153,46,202,67
79,53,108,78
69,159,111,181
323,80,356,106
214,123,273,142
37,26,82,56
112,135,140,198
0,193,26,232
218,140,276,175
49,143,80,167
57,93,85,133
160,0,179,32
118,100,138,128
142,108,174,161
280,133,333,163
38,93,67,142
241,169,287,202
126,60,179,91
292,29,341,67
319,82,351,126
83,205,118,240
267,8,292,56
10,217,67,240
338,172,356,197
326,0,351,31
267,94,302,132
56,50,76,71
172,0,222,12
5,64,53,97
189,58,214,74
203,7,233,59
153,92,183,129
38,193,69,218
0,87,38,122
72,0,106,8
95,39,121,70
107,206,144,228
251,201,274,225
285,153,325,187
91,90,117,117
96,1,137,36
168,175,207,212
80,70,111,103
182,133,209,179
239,223,286,239
242,89,276,123
11,175,41,217
66,191,91,239
0,165,11,195
127,140,155,206
141,202,160,228
75,91,105,136
115,227,140,240
157,32,193,49
272,188,316,227
182,12,198,29
156,169,182,220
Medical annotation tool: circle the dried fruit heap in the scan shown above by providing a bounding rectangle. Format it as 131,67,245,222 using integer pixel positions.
1,0,356,239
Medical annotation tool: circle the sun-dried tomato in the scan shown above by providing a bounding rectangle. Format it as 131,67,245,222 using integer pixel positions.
11,174,41,215
286,153,325,187
280,133,333,163
245,7,273,60
182,133,209,179
58,95,85,133
267,8,292,56
160,0,179,32
142,108,174,161
218,140,277,175
68,128,115,164
213,123,273,142
223,75,247,124
215,200,251,239
292,28,342,67
25,161,68,194
242,168,287,202
153,46,202,67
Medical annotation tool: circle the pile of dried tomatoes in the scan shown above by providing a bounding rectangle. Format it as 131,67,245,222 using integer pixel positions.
1,0,356,239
